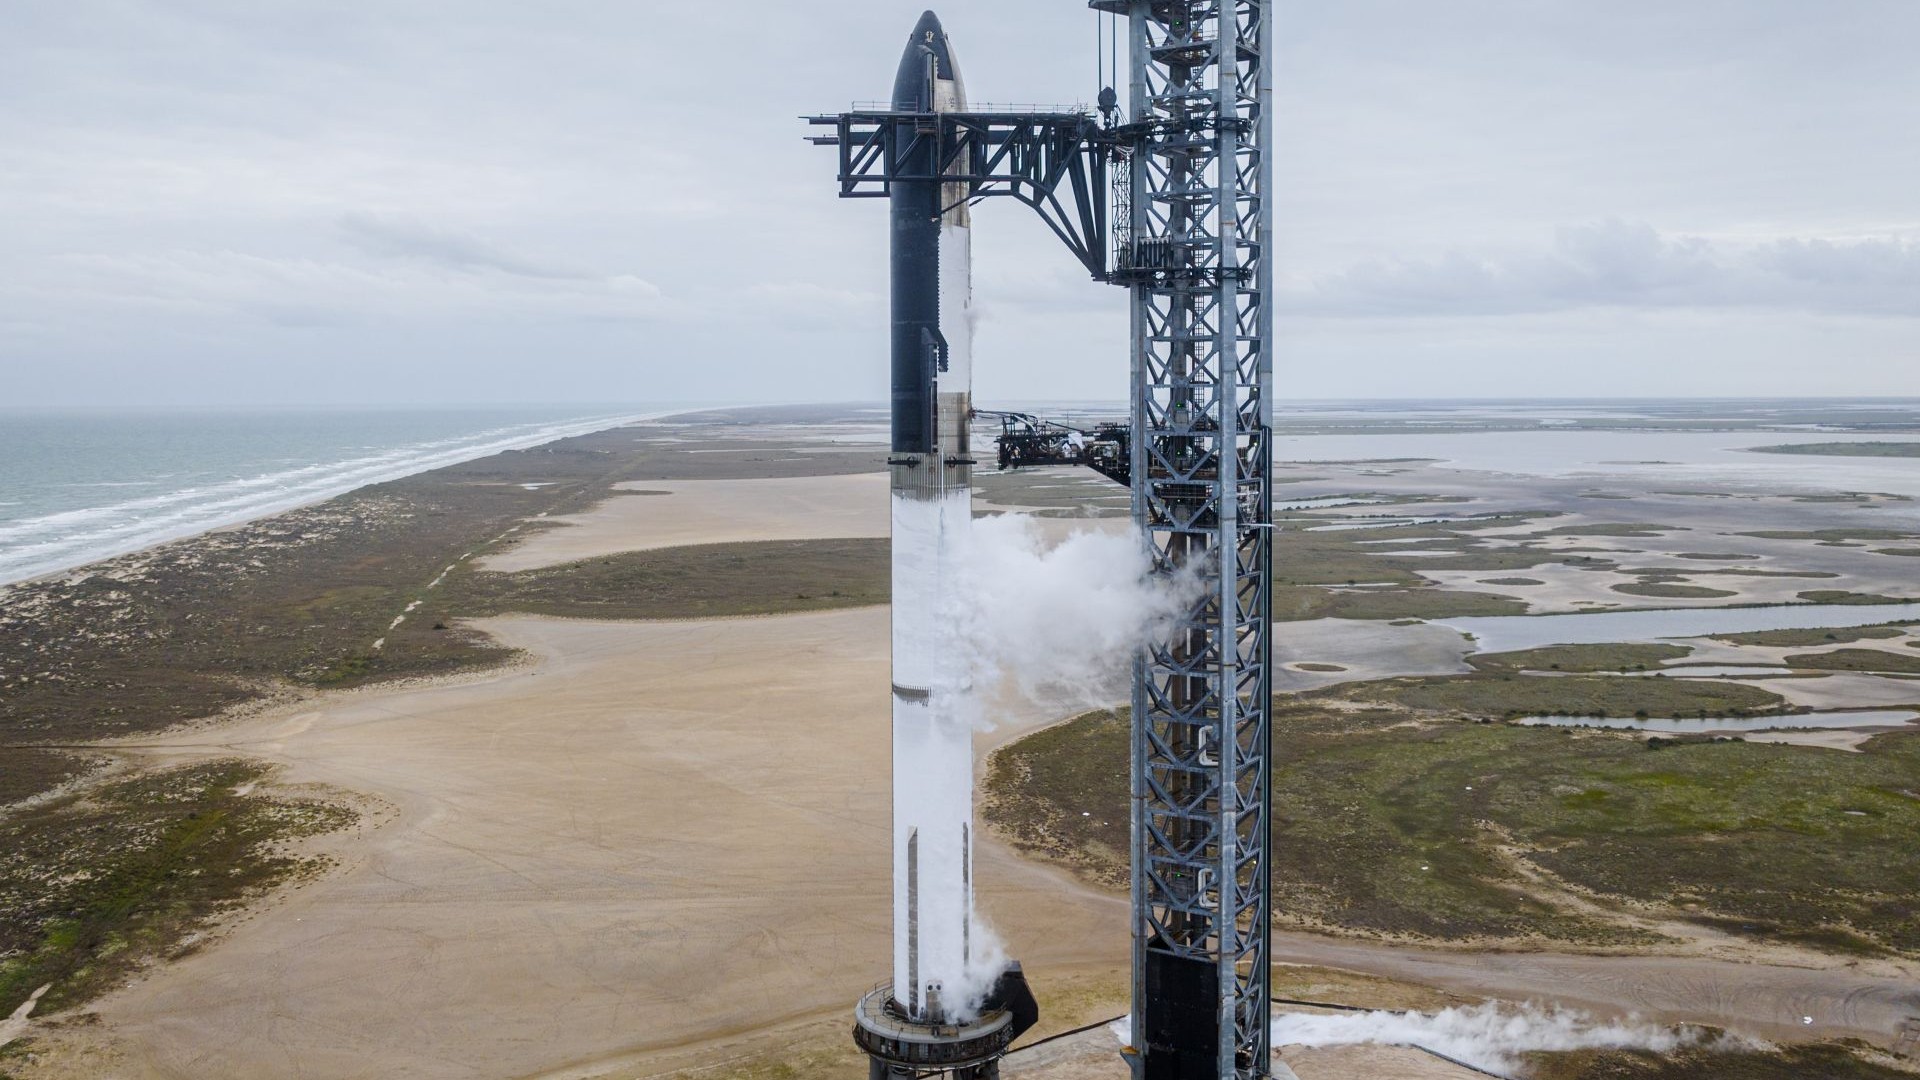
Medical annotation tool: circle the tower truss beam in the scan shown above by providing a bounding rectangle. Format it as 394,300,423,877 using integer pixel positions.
806,110,1116,278
1105,1,1274,1078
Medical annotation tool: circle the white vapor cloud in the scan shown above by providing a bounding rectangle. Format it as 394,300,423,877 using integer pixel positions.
1266,1002,1748,1076
949,514,1194,711
1116,1003,1754,1077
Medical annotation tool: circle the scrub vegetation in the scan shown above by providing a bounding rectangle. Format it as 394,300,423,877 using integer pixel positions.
985,701,1920,954
0,749,103,808
454,539,890,621
1748,442,1920,458
1712,624,1911,647
0,759,357,1018
1318,672,1787,719
1783,648,1920,675
1744,529,1920,544
1798,590,1915,605
1612,582,1738,599
1467,644,1694,674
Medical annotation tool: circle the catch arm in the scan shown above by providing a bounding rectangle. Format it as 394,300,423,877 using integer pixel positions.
971,408,1130,486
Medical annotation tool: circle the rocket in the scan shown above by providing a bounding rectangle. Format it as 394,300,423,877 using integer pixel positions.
887,9,981,1025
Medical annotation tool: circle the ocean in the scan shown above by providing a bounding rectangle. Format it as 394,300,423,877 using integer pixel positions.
0,406,664,586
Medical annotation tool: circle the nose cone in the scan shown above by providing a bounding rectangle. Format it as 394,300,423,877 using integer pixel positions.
893,10,961,111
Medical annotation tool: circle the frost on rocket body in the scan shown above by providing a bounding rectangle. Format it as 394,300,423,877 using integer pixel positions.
891,494,1196,1022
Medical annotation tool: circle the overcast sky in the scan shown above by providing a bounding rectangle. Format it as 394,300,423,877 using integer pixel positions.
2,0,1916,408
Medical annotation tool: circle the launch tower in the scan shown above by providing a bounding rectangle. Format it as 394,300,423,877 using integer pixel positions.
1094,3,1276,1077
812,3,1274,1077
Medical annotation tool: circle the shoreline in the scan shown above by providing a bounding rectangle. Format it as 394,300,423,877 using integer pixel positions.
0,408,691,590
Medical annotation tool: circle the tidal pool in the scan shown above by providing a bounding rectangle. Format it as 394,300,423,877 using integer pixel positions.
1437,603,1920,653
1519,710,1918,734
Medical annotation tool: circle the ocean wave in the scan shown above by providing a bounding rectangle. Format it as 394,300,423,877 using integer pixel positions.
0,411,663,585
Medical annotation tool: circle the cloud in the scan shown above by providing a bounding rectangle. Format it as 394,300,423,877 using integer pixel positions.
4,2,1919,403
338,214,586,281
39,247,669,326
1290,221,1920,318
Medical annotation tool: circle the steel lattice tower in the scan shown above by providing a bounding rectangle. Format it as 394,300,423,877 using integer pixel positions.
1097,2,1274,1077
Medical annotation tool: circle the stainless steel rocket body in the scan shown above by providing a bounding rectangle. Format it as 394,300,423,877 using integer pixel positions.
886,10,978,1025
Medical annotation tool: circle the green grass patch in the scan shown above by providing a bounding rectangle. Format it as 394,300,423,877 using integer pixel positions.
0,749,104,807
0,759,356,1016
985,700,1920,953
1744,529,1920,543
1480,577,1545,586
454,538,890,620
1748,442,1920,458
1876,548,1920,557
1612,582,1739,599
1798,590,1915,605
1322,673,1785,719
1712,624,1910,647
1783,648,1920,675
1469,644,1693,675
1304,587,1532,621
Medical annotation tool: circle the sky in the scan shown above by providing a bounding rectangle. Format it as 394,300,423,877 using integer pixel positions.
1,0,1916,408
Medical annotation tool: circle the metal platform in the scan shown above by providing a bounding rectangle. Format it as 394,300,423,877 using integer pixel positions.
854,982,1017,1080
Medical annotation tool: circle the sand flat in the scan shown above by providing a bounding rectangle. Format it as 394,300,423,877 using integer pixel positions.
477,474,889,572
77,610,1122,1080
